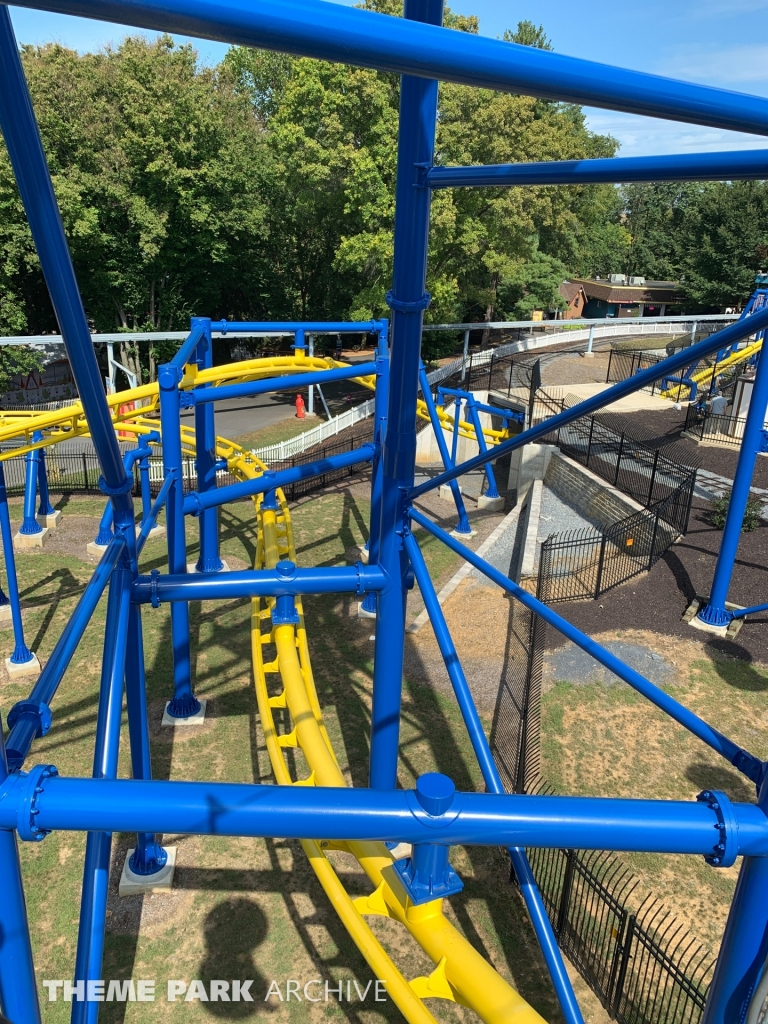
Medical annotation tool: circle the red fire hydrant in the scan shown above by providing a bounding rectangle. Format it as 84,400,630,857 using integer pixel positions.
295,394,306,419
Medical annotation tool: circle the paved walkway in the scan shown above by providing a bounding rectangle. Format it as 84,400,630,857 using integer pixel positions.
694,467,768,517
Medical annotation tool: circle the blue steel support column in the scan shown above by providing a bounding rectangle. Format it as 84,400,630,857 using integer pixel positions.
702,773,768,1024
418,366,472,533
0,464,34,665
361,326,389,615
0,719,41,1024
72,568,131,1024
697,350,768,627
192,317,223,573
125,602,168,875
159,364,199,718
466,396,500,499
369,0,443,789
19,434,43,536
37,445,55,517
0,7,134,539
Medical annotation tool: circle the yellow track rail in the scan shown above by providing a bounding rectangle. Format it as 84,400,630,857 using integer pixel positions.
0,358,540,1023
659,338,763,400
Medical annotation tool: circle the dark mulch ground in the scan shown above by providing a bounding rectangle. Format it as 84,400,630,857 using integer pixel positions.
547,494,768,664
597,404,768,489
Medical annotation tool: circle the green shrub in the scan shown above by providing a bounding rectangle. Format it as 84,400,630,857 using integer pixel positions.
709,489,763,532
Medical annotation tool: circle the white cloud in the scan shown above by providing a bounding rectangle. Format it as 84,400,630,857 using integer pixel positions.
658,44,768,90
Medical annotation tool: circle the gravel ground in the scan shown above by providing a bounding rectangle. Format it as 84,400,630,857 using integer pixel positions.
538,487,600,542
543,640,676,689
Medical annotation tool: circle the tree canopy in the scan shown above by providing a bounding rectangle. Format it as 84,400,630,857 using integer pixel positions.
0,7,765,371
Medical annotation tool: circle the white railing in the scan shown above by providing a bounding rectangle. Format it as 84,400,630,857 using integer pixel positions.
250,396,376,462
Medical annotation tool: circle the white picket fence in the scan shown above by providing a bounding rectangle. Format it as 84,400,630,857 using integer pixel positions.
250,397,376,462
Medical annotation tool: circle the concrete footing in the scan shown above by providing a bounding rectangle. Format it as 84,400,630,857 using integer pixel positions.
119,847,177,897
87,540,108,558
14,528,48,550
5,653,40,678
438,484,453,503
161,699,207,727
357,546,370,565
0,604,12,624
450,527,477,540
684,596,744,639
37,510,61,530
357,602,377,619
477,494,504,512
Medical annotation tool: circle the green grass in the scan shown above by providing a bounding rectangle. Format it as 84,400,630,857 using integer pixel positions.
539,654,768,951
2,490,566,1023
234,416,319,452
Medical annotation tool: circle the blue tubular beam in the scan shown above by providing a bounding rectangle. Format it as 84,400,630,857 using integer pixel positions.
403,531,584,1024
191,317,223,573
0,8,132,527
0,464,34,666
132,565,387,603
72,569,131,1024
464,396,499,500
409,507,764,783
698,348,768,627
125,602,167,876
187,361,377,405
417,366,472,533
14,0,768,135
136,473,174,556
0,828,41,1024
369,0,442,791
4,537,126,771
158,363,198,719
731,602,768,619
427,150,768,189
411,304,768,500
170,322,206,369
19,436,43,536
37,446,55,517
211,320,383,334
183,444,377,516
361,331,390,615
4,774,768,855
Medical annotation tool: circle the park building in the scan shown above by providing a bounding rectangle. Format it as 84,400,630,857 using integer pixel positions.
558,275,687,319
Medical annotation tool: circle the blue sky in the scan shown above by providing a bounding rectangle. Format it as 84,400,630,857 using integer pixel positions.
9,0,768,156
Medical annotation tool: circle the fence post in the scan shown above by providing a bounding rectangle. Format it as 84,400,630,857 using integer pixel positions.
684,472,696,533
595,534,607,598
556,850,576,938
488,352,495,391
611,914,636,1018
613,432,625,485
586,418,595,467
82,453,88,490
647,448,660,505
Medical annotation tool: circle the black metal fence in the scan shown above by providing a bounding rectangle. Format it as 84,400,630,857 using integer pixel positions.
537,478,693,604
554,415,697,518
523,841,715,1024
683,404,745,449
606,349,668,394
258,430,374,501
0,450,106,496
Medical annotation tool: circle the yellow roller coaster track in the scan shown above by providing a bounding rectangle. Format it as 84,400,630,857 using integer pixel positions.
0,357,540,1024
659,338,763,401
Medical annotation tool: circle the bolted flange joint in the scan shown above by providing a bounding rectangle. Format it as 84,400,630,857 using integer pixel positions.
7,699,52,738
697,789,738,867
18,763,58,842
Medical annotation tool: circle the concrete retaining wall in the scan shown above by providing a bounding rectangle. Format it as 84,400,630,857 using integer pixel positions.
544,452,645,531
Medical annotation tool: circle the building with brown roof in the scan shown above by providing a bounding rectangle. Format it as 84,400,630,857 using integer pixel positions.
560,276,686,319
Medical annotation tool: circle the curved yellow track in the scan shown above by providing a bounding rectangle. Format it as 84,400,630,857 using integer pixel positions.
3,357,541,1024
659,338,763,401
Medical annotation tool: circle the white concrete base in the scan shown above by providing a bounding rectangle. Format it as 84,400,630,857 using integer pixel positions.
450,527,477,540
119,847,177,897
477,494,504,512
684,596,743,639
357,546,370,565
0,604,12,623
438,484,454,503
5,653,40,678
138,523,165,541
186,560,230,574
581,351,595,359
87,540,109,558
161,699,207,727
14,528,48,550
357,602,377,619
37,509,61,529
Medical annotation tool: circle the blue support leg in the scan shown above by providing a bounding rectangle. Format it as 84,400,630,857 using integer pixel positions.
125,603,168,876
466,397,500,500
138,446,152,529
369,0,443,789
0,464,34,666
702,775,768,1024
19,438,43,537
93,501,114,547
697,350,768,628
192,317,223,573
159,364,199,719
36,446,55,519
418,366,473,534
0,721,41,1024
71,568,131,1024
361,330,389,616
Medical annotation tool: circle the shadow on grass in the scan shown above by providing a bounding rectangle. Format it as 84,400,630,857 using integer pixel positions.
685,761,756,803
705,644,768,692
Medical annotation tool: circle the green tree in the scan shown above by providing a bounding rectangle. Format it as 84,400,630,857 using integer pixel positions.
0,347,44,395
